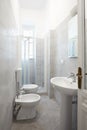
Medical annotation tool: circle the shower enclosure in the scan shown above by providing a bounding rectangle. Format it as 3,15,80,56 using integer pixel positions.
21,29,44,92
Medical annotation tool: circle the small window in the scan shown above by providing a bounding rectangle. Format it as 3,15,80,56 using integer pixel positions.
23,30,33,37
22,30,34,60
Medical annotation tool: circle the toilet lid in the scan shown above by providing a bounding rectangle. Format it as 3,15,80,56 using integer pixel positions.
22,84,38,90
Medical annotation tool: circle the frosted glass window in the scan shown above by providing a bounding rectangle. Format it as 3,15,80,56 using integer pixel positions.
23,30,33,37
22,30,34,60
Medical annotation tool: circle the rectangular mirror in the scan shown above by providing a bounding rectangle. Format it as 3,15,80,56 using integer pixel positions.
68,14,78,58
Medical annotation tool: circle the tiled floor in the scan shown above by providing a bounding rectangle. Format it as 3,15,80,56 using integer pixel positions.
11,95,60,130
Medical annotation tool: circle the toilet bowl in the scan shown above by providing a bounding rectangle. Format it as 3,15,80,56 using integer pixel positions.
21,84,39,94
15,94,41,120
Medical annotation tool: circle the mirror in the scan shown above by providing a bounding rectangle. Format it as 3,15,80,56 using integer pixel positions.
68,14,78,58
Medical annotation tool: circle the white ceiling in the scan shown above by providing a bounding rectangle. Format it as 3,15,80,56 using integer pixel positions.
18,0,48,10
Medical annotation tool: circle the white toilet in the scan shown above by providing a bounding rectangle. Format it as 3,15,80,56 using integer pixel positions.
15,94,40,120
21,84,39,94
15,68,39,93
15,68,41,120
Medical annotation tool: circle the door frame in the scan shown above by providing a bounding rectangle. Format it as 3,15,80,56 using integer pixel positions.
78,0,87,130
78,0,85,89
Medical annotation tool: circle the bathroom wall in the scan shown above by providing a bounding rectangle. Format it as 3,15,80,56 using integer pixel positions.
20,0,77,38
20,8,48,38
50,16,78,78
42,0,77,31
0,0,19,130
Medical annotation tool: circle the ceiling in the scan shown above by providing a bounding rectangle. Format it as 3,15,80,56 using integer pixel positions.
18,0,48,10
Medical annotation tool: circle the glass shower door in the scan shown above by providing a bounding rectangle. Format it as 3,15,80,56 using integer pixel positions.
22,37,35,85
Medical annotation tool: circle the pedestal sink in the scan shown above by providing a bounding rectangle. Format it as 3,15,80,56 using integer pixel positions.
51,77,78,130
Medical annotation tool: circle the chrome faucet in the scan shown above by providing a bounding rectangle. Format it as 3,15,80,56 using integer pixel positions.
16,90,20,98
16,81,25,98
16,82,20,98
67,73,76,82
16,82,23,98
16,89,25,99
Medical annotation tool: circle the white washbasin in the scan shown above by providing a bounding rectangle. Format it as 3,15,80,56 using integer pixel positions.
51,77,78,130
51,77,78,96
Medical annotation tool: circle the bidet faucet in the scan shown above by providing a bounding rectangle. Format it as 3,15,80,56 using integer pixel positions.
16,89,25,98
67,72,76,82
16,90,20,98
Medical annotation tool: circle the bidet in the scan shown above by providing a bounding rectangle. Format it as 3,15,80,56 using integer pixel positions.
15,94,41,120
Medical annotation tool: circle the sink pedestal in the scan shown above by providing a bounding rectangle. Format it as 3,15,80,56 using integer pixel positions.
60,94,72,130
51,77,77,130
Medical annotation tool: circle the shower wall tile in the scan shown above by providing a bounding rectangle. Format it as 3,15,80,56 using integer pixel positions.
0,1,18,130
36,38,44,87
29,60,35,83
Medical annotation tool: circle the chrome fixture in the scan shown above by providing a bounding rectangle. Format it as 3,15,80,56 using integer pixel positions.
16,90,20,99
68,72,76,82
16,89,25,98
